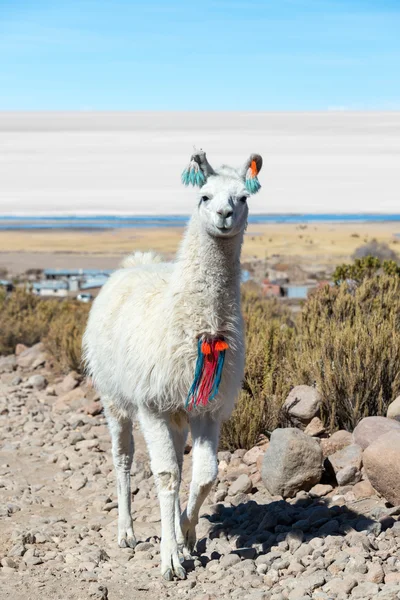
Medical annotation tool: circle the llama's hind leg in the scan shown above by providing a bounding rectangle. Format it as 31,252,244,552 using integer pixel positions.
181,413,219,554
104,405,136,549
138,407,186,581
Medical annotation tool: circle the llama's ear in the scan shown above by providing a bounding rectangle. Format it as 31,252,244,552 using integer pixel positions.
181,148,215,187
242,154,263,194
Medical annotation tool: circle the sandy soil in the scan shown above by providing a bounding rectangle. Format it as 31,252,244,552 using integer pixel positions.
0,111,399,215
0,222,399,276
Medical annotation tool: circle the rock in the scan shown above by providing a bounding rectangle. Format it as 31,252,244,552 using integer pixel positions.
304,416,325,437
28,374,48,391
328,443,362,474
69,474,88,491
242,446,265,466
320,429,352,457
0,354,16,373
219,553,241,568
16,343,46,369
309,483,333,498
52,387,86,412
323,576,357,595
363,430,400,505
15,343,28,356
351,581,379,598
1,557,18,568
282,385,322,425
353,480,376,499
229,474,253,495
353,416,400,450
336,465,361,486
56,371,81,395
387,396,400,421
82,400,102,416
366,562,384,584
11,375,22,385
261,428,323,498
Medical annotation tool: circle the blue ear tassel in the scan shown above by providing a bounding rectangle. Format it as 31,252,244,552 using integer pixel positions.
245,176,261,194
181,159,205,187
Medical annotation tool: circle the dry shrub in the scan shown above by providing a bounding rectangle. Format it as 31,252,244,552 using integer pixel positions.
44,301,90,373
0,289,89,373
292,276,400,431
220,291,294,450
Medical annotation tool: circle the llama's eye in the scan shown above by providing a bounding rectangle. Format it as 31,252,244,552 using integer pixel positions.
239,196,247,203
201,195,209,202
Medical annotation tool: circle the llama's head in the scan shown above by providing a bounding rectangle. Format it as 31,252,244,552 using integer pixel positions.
182,149,263,238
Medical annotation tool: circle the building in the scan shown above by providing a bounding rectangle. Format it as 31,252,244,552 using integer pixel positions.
0,279,14,292
32,280,69,297
261,280,284,298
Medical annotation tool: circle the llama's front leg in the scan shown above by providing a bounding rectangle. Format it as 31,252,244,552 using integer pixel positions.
138,408,186,581
105,408,136,549
170,423,189,555
181,413,219,554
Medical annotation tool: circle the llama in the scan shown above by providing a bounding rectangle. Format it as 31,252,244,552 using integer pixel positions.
82,149,263,580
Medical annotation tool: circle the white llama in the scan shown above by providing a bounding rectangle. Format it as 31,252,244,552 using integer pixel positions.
83,149,263,580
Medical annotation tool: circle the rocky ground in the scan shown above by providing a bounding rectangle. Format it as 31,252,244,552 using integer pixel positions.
1,346,400,600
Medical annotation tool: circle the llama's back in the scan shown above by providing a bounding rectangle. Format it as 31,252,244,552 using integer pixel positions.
83,252,175,412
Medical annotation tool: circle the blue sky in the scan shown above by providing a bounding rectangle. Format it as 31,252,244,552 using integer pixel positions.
0,0,399,110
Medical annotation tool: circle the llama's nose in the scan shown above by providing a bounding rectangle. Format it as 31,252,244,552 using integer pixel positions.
217,207,233,219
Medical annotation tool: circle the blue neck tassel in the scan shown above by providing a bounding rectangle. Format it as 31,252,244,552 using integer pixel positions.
185,339,204,409
208,349,226,402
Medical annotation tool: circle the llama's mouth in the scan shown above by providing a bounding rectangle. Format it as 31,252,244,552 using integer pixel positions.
216,225,232,233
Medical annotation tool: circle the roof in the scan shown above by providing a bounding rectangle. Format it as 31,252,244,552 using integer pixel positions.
44,268,114,277
80,276,109,290
33,281,68,290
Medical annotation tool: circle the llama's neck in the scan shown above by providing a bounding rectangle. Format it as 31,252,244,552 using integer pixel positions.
168,214,243,335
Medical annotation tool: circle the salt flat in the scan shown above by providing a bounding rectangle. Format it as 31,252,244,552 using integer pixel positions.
0,112,399,215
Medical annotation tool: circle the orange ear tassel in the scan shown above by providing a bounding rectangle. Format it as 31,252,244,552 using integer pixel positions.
215,340,229,352
201,341,212,355
250,159,258,178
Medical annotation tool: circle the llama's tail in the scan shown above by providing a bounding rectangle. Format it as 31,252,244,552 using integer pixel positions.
119,251,163,269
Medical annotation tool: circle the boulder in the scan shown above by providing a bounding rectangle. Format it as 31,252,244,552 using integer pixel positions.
387,396,400,421
52,387,86,413
283,385,321,425
363,430,400,506
261,428,323,498
320,429,352,457
16,343,46,369
353,416,400,450
15,343,28,356
336,465,361,486
0,354,16,374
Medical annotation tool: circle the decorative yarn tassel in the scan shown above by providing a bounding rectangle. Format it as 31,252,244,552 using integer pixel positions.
245,159,261,194
185,337,229,410
181,159,205,188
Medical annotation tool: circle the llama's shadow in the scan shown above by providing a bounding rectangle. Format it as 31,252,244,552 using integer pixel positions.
183,494,393,570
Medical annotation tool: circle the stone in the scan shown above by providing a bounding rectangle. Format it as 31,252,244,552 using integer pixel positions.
387,396,400,421
328,443,362,473
364,430,400,505
56,371,81,395
16,343,46,369
1,557,18,568
336,465,361,486
282,385,321,425
304,417,325,437
261,428,323,498
351,581,379,598
229,474,253,495
353,416,400,449
353,479,376,499
15,343,28,356
219,553,241,568
320,429,352,457
28,374,48,391
366,562,384,584
323,576,357,595
242,446,265,466
52,387,86,412
309,483,333,498
0,354,16,373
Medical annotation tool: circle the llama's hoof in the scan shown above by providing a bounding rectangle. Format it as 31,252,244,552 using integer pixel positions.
162,565,187,581
118,532,137,549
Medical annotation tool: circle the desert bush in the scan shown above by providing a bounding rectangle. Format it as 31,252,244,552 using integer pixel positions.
44,301,90,373
333,255,400,284
220,291,294,450
352,239,399,262
0,288,89,373
291,275,400,431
